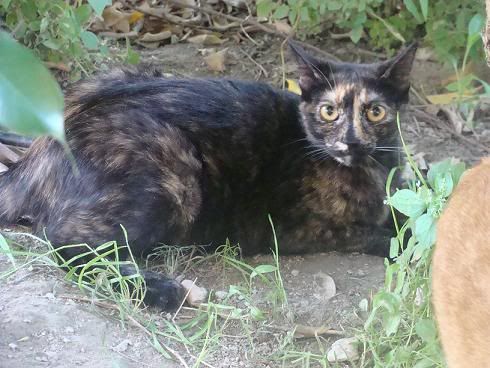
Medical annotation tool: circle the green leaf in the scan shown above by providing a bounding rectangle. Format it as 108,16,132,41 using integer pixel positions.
434,172,453,197
350,25,363,43
2,0,12,10
256,0,275,18
0,32,64,140
75,4,93,25
251,264,277,278
80,30,99,50
327,1,343,11
468,14,484,36
0,233,15,267
419,0,428,21
415,319,437,343
87,0,111,17
427,159,451,188
389,237,399,259
389,189,427,218
414,213,436,248
273,4,289,19
403,0,423,23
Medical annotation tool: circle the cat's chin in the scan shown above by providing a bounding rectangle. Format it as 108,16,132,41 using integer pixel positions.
332,155,354,167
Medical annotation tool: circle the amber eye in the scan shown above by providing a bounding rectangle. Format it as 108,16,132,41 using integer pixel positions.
320,104,339,122
366,105,386,122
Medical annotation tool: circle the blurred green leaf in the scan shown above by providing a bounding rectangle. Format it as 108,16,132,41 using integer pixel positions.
80,30,99,50
389,189,427,218
0,31,64,140
273,4,290,19
87,0,111,17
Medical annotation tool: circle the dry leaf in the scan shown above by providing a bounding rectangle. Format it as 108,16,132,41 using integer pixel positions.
188,34,227,46
426,92,473,105
204,48,227,72
129,11,144,25
293,324,344,338
0,143,19,164
286,79,301,95
0,162,8,173
102,6,131,33
140,31,172,42
222,0,248,7
273,20,293,35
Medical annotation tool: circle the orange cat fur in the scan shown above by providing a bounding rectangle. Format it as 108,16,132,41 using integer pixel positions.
432,158,490,367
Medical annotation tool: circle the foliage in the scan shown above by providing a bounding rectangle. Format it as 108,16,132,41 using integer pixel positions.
256,0,484,63
0,0,111,79
358,114,466,367
0,31,64,140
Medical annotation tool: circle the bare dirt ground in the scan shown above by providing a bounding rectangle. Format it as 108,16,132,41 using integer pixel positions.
1,36,489,368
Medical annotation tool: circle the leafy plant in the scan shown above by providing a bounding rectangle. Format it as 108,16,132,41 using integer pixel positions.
0,0,111,79
358,114,466,367
0,31,64,140
256,0,484,64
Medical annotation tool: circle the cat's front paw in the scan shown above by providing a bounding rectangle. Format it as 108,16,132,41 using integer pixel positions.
141,271,187,311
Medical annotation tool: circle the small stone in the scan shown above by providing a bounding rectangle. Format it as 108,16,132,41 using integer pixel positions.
181,280,208,306
112,339,131,353
291,269,299,277
62,337,71,343
8,343,17,351
215,290,227,301
65,326,74,334
327,337,360,363
44,292,55,300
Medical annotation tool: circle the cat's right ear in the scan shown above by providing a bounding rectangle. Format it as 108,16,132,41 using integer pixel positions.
288,40,334,96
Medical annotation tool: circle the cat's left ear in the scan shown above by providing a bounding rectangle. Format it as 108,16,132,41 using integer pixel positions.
376,42,418,94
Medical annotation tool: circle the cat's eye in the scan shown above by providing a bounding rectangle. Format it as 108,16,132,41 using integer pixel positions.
366,105,386,122
320,105,339,122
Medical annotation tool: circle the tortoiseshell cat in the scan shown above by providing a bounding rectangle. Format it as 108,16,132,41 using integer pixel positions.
0,42,416,310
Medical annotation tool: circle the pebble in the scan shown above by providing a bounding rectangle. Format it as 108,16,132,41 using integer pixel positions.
214,290,228,301
327,337,360,363
291,269,299,277
181,280,208,306
65,326,75,334
112,339,131,353
8,343,17,351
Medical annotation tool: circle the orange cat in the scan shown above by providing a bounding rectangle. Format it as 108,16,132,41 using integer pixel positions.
432,158,490,367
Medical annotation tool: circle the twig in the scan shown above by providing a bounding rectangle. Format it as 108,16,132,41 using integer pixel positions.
172,277,196,322
136,0,340,61
0,142,20,164
98,31,139,39
410,107,490,153
44,61,71,72
238,48,268,79
0,132,33,148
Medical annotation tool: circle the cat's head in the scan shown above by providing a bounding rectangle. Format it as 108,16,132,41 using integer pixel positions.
290,41,417,167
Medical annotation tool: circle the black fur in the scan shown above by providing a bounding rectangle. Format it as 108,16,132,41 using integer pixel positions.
0,43,417,310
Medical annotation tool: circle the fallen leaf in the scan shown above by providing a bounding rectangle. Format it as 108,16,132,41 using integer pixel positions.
102,5,131,33
187,34,227,46
426,92,473,105
286,79,301,95
204,48,227,72
129,11,144,25
140,31,172,42
293,324,344,338
273,20,293,35
0,162,8,173
0,142,19,164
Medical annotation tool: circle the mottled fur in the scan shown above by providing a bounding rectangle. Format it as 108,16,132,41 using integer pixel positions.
432,158,490,368
0,43,416,310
